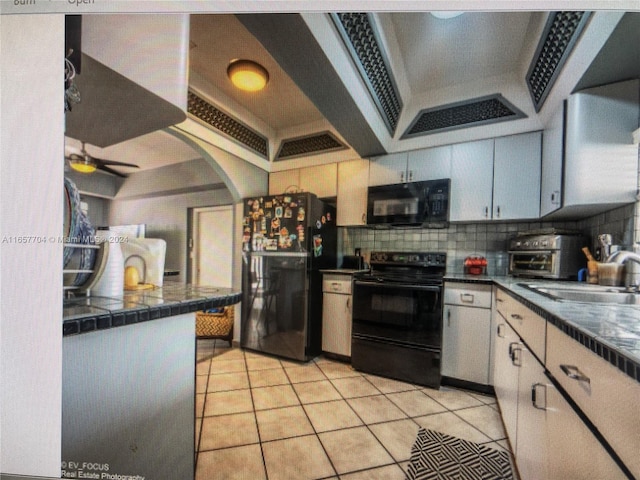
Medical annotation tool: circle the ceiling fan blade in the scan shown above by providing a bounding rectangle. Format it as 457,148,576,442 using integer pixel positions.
97,164,128,178
95,159,140,168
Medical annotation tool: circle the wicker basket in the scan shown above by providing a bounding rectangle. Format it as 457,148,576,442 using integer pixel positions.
196,306,234,345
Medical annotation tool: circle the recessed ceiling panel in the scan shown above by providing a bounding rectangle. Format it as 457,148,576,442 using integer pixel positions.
331,13,403,135
275,132,347,161
187,91,269,159
402,94,526,138
526,11,592,112
390,12,535,96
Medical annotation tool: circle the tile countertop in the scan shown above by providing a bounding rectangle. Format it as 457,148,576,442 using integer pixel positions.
445,274,640,384
63,284,241,337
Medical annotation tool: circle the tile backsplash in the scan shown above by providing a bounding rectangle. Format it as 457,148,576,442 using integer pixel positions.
339,203,636,278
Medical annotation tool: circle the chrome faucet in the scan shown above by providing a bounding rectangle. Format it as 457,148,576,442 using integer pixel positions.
605,249,640,265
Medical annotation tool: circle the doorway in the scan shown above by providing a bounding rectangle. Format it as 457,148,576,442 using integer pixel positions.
189,205,234,288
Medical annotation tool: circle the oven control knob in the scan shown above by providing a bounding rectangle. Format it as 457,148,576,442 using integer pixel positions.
523,241,530,248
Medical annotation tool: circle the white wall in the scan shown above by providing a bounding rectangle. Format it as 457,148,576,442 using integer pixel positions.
0,14,64,477
109,189,233,284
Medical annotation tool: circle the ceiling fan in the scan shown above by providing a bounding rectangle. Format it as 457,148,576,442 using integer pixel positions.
65,142,139,178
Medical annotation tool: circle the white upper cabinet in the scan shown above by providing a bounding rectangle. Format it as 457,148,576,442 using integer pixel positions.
450,139,495,221
493,131,542,220
269,170,300,195
299,163,338,199
369,146,453,186
407,145,452,181
540,104,565,217
542,79,640,219
337,159,369,226
368,152,409,186
450,133,542,222
269,164,337,199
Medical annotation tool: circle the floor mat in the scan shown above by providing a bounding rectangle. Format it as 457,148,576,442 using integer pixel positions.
406,428,514,480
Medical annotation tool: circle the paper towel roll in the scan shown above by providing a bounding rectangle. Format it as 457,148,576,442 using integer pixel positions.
92,229,124,297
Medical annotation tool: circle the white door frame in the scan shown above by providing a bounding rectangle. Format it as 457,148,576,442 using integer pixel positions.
189,205,234,287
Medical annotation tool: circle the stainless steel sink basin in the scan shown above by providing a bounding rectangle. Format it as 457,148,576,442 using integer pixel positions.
518,283,640,305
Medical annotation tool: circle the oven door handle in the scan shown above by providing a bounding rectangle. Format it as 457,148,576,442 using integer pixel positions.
354,281,442,292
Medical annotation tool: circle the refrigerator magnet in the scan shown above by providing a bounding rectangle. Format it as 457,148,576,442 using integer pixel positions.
275,206,283,218
284,207,293,218
297,207,305,221
313,235,323,257
316,220,322,229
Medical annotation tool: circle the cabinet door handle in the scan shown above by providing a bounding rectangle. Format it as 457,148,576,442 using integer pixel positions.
510,344,522,366
495,205,501,218
447,309,451,327
531,383,547,410
511,313,523,321
560,364,591,384
400,171,405,183
361,213,366,224
551,190,560,205
460,293,474,303
346,297,351,311
508,341,519,356
497,323,505,338
408,170,413,182
484,206,489,218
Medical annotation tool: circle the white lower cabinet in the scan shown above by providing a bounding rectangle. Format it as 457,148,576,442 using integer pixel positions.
321,274,352,357
545,381,627,480
494,287,629,480
514,346,549,480
442,282,492,385
493,320,521,447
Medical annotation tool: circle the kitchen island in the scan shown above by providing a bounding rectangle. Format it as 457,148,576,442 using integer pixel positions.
62,285,241,480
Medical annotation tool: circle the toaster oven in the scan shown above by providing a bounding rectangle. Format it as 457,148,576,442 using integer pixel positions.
508,233,587,279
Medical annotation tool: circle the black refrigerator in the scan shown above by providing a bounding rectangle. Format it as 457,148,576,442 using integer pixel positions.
241,192,337,361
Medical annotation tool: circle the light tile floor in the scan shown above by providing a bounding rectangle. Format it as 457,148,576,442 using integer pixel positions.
195,339,516,480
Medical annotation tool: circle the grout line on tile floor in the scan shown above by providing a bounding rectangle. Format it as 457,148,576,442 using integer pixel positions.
195,339,513,480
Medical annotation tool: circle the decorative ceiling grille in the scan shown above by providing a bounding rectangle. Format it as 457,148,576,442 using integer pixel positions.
331,13,402,135
526,11,592,112
187,91,268,158
275,132,347,161
402,94,526,138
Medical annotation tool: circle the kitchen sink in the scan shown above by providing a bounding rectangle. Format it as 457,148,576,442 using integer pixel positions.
518,283,640,305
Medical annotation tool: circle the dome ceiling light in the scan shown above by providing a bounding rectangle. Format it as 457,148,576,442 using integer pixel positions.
430,11,465,20
227,59,269,92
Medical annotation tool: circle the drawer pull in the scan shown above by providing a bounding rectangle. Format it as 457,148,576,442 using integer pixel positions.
560,364,591,384
508,342,522,366
460,293,475,303
531,383,547,410
511,313,523,321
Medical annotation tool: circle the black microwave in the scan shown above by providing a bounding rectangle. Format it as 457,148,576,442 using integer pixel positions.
366,179,450,228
